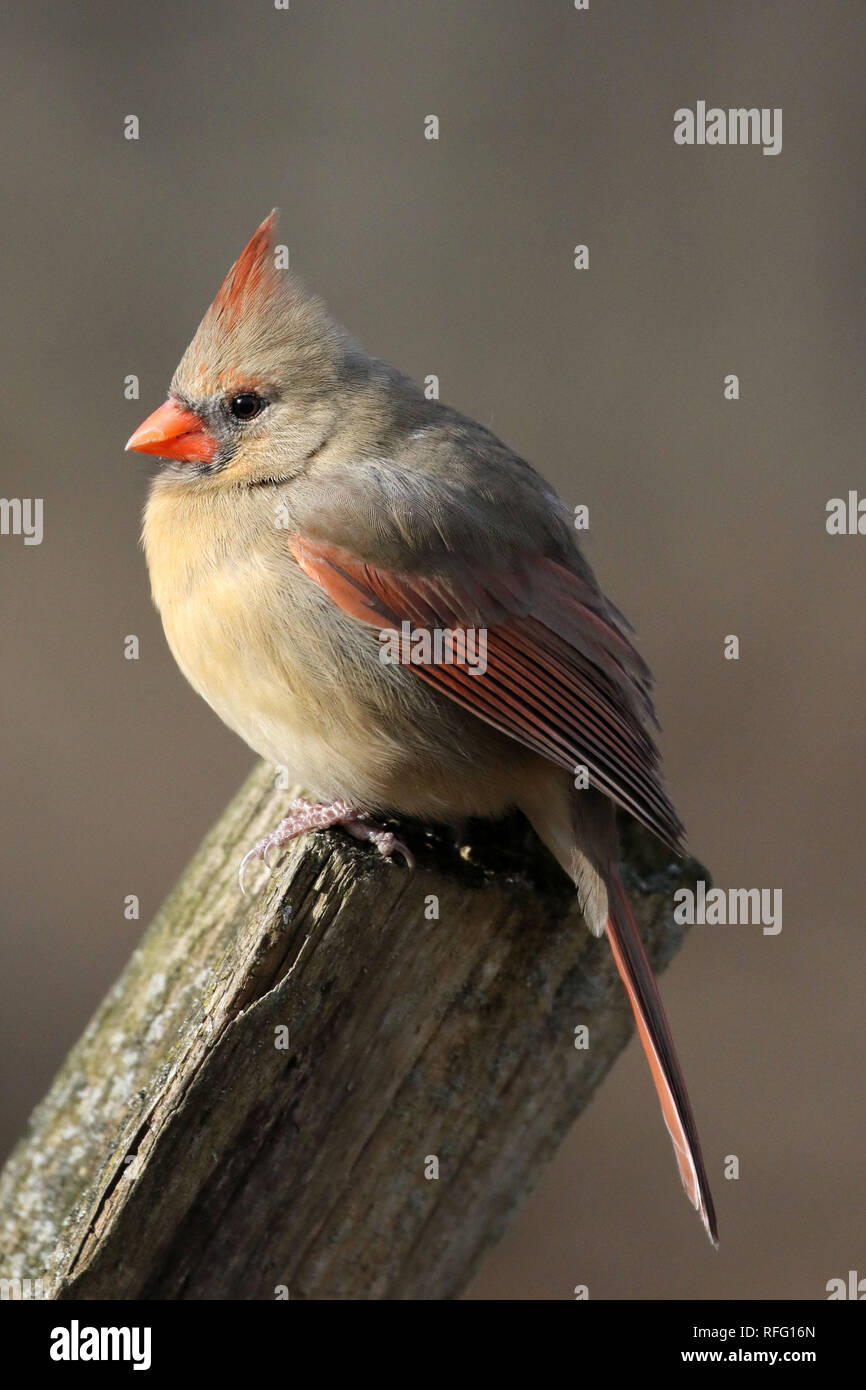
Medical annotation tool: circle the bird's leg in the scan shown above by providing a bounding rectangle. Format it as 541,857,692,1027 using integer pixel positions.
239,797,414,892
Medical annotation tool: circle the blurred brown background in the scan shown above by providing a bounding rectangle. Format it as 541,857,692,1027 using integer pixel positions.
1,0,864,1299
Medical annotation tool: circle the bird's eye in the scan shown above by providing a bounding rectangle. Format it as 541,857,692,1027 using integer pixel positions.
228,392,265,421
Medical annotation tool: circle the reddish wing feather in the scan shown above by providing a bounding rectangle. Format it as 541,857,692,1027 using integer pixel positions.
289,535,684,851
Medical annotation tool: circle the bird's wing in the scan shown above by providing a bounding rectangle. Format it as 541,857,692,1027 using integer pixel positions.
288,532,684,852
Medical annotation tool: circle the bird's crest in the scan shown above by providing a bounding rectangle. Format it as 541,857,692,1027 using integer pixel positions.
173,210,343,401
206,209,281,330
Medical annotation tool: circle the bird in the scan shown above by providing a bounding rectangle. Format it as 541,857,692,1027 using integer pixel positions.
127,210,718,1246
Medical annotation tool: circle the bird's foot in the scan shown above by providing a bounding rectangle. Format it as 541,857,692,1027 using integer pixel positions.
340,818,416,870
239,797,415,893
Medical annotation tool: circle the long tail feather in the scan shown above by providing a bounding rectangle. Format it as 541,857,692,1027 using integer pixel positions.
606,874,718,1246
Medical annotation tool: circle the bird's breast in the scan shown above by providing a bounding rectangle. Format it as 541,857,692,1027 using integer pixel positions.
141,483,420,802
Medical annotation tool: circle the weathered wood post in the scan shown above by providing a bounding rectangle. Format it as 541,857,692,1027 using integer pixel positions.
0,762,705,1299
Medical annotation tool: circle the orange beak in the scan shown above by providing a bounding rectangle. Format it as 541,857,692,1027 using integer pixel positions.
125,398,217,464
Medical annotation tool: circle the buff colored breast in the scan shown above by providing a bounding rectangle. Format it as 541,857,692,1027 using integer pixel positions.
141,482,398,802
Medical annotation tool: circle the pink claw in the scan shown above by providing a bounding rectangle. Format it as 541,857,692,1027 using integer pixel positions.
237,798,417,893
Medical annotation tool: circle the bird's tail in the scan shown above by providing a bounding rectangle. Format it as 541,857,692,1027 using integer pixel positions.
606,872,718,1246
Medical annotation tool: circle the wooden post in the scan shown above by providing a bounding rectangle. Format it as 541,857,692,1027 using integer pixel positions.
0,762,705,1300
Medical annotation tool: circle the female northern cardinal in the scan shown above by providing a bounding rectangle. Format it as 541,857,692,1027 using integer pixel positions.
128,212,717,1245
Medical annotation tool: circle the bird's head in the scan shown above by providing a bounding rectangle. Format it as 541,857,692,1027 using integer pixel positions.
126,211,349,487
